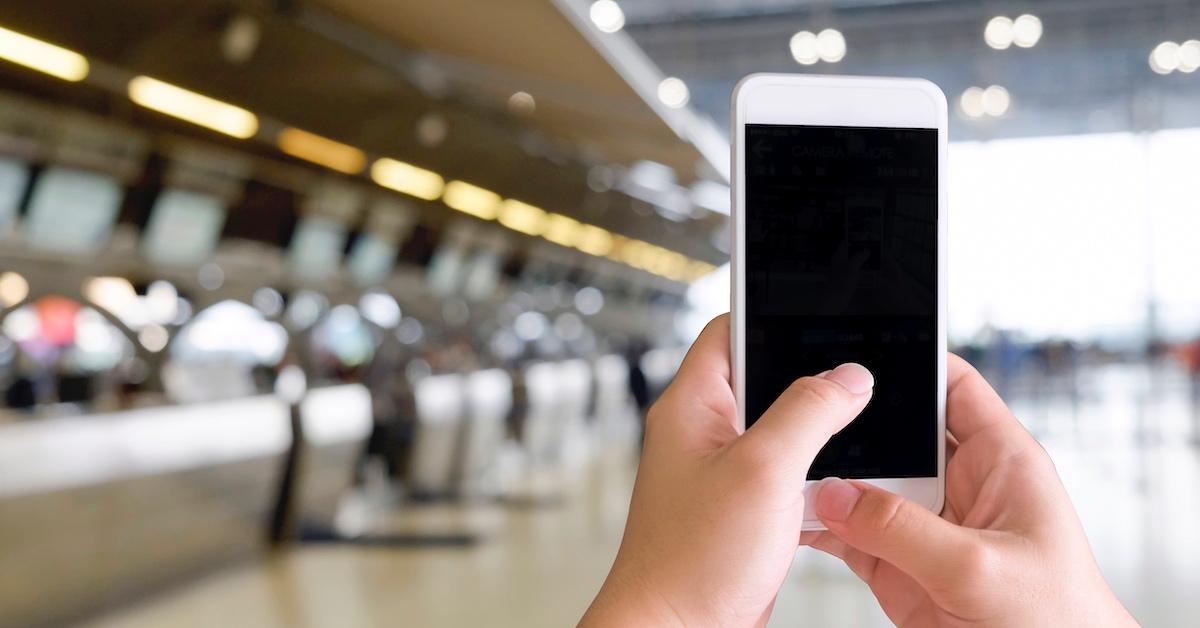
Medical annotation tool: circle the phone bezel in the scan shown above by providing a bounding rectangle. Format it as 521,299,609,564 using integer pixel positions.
730,73,948,530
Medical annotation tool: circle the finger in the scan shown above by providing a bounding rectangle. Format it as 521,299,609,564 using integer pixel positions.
734,363,874,467
945,432,960,461
805,531,880,584
946,353,1023,441
814,478,986,592
671,313,730,391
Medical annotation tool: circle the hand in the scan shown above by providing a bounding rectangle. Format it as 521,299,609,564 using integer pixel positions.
581,314,875,627
804,354,1137,627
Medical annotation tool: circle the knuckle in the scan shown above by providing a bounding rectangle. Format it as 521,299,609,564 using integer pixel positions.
952,542,996,584
857,490,908,533
786,377,845,409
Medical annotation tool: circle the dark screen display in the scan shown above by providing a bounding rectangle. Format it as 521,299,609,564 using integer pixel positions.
745,124,937,479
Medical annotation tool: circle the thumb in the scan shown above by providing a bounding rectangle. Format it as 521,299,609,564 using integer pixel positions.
815,479,985,591
736,363,874,467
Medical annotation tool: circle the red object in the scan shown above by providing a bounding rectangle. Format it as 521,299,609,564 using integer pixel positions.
35,296,80,347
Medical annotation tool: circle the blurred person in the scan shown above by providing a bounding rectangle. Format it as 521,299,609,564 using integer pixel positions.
582,315,1135,627
625,340,651,450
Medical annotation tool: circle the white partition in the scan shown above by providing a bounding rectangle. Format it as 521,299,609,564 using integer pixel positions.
522,362,562,465
301,384,373,446
459,368,513,497
408,374,465,495
556,359,593,465
0,395,290,499
592,354,636,442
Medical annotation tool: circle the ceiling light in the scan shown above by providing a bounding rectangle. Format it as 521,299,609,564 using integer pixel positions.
277,127,366,175
1150,41,1181,75
1180,40,1200,73
507,91,536,116
1011,14,1043,48
575,224,614,257
589,0,625,34
790,31,820,65
127,76,258,139
497,199,547,235
816,29,847,63
443,180,500,220
0,271,29,308
984,16,1014,50
543,213,582,247
959,87,985,118
0,25,89,82
370,158,444,201
657,77,689,109
981,85,1011,117
83,276,137,314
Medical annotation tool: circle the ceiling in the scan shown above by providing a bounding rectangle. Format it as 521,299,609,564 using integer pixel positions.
622,0,1200,141
0,0,731,266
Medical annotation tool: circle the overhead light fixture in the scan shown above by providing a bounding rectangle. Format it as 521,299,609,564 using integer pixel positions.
816,28,847,63
575,224,614,256
277,127,366,175
0,25,89,82
0,271,29,308
687,261,718,282
790,31,820,65
1149,40,1196,75
543,213,582,247
589,0,626,34
1180,40,1200,73
981,85,1011,117
127,76,258,139
657,77,690,109
370,158,444,201
443,180,501,219
960,85,1009,118
984,16,1014,50
1011,14,1043,48
507,91,536,116
497,199,547,235
959,87,985,118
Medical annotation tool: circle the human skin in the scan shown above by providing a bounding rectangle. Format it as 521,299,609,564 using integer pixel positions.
580,314,1136,627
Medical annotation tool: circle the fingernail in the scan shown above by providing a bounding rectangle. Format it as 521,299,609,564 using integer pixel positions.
820,363,874,395
816,478,861,522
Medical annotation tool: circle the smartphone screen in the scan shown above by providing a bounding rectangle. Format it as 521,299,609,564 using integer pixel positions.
744,124,937,479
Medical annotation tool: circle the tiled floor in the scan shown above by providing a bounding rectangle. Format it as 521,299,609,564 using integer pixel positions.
85,363,1200,627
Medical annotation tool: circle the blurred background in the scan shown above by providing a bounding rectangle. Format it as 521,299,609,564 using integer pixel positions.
0,1,1198,627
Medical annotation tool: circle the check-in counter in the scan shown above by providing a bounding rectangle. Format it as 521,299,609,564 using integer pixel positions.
0,385,371,628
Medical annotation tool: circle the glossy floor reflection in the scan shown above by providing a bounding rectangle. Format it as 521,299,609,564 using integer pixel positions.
86,363,1200,627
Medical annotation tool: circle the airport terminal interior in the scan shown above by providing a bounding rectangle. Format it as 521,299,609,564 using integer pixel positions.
1,1,1199,626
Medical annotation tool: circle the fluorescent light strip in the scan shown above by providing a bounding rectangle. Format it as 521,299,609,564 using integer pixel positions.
443,180,501,220
370,158,444,201
497,199,547,236
127,76,258,139
277,127,366,175
0,25,89,82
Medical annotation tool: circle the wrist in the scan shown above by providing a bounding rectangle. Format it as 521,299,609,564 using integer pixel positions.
581,565,688,628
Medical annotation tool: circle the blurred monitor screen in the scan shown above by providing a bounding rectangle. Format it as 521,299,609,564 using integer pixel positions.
0,157,28,233
142,189,225,265
23,167,122,253
288,215,346,281
348,233,396,285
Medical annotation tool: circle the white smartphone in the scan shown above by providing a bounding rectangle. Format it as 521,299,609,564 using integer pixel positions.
731,74,947,530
